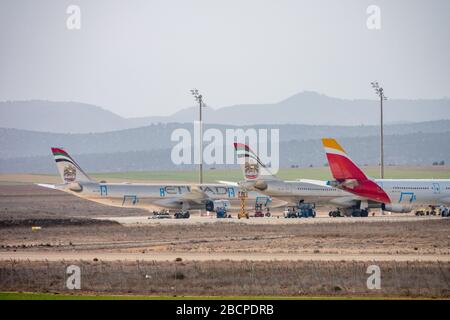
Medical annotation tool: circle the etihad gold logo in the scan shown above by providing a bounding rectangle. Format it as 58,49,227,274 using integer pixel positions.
63,165,76,182
244,162,259,180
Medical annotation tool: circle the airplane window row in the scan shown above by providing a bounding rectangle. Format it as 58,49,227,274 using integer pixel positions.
297,188,332,191
392,186,429,190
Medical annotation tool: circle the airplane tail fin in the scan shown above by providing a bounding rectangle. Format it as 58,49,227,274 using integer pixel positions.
233,143,277,181
321,138,391,204
321,138,368,181
51,148,93,183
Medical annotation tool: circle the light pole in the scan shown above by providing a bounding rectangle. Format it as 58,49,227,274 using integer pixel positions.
371,81,388,179
190,89,204,184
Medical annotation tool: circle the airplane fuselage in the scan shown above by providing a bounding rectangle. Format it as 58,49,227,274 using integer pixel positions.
248,179,358,208
55,182,286,211
374,179,450,206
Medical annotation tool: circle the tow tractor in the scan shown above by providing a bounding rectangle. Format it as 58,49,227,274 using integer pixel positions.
253,196,272,217
149,209,172,219
298,202,316,218
416,205,450,217
440,206,450,217
415,205,438,216
284,202,316,218
213,200,231,218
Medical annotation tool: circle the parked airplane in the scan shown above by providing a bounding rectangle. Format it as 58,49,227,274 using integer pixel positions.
322,138,450,213
37,148,285,215
232,143,372,217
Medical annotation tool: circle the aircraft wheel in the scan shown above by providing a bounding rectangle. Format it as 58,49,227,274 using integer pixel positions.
352,210,361,217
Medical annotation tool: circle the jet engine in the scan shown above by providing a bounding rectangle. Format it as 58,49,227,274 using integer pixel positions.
68,182,83,192
382,203,412,213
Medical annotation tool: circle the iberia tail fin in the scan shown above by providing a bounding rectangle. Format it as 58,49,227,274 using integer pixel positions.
321,138,391,204
321,138,368,181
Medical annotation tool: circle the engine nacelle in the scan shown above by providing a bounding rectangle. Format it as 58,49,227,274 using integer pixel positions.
382,203,412,213
68,182,83,192
327,179,359,189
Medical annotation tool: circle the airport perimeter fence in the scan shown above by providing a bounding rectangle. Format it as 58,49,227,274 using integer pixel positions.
0,259,449,297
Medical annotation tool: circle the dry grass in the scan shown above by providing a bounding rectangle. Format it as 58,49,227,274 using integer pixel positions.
0,260,448,297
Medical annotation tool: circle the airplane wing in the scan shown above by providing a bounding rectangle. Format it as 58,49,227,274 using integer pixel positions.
36,183,57,190
154,185,212,210
177,185,210,204
217,180,239,187
297,179,330,187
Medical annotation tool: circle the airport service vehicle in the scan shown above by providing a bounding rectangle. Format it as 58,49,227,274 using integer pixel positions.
149,210,172,219
38,148,286,214
254,196,271,217
232,143,370,217
321,138,450,214
298,203,316,218
439,206,450,217
283,203,316,218
208,200,231,218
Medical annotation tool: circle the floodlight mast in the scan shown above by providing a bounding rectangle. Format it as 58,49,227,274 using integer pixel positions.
371,81,388,179
191,89,204,184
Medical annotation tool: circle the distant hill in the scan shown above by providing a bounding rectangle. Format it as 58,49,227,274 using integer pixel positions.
141,92,450,126
1,92,450,133
0,120,450,173
0,101,133,133
1,132,449,173
1,120,450,159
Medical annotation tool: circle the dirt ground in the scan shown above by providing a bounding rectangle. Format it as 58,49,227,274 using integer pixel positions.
0,185,147,219
0,185,449,297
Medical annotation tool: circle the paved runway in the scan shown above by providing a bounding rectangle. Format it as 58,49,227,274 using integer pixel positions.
95,214,444,226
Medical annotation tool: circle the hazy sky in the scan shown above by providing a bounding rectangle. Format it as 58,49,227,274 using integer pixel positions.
0,0,449,117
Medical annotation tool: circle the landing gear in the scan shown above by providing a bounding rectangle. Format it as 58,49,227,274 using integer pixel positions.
329,210,343,217
329,208,368,217
284,207,298,218
174,210,190,219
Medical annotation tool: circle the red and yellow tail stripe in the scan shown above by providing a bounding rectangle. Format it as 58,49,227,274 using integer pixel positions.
322,138,391,204
322,138,368,181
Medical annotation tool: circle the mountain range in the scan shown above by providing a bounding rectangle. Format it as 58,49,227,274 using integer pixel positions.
0,121,449,173
1,91,450,133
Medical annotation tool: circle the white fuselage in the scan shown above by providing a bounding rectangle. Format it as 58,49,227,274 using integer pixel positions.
251,179,359,208
374,179,450,206
250,178,450,210
55,182,286,211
